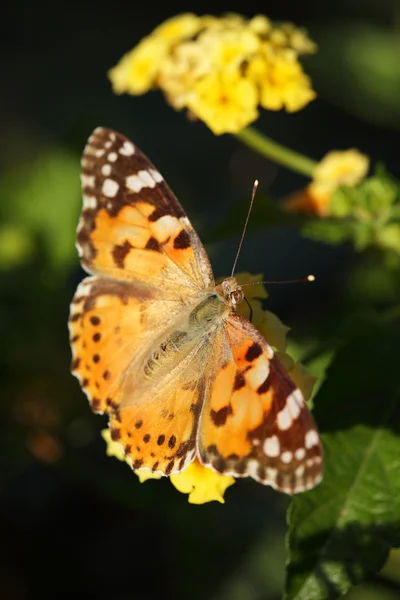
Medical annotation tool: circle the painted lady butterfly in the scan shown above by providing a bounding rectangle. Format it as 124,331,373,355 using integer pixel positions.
69,128,323,494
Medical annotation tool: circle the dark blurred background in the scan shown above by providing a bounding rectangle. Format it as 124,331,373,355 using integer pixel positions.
1,1,400,599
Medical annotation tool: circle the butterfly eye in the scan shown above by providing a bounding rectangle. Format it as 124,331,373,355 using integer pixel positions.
230,289,244,306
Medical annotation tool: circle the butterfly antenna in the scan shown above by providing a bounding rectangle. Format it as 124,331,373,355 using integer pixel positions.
241,274,315,286
231,180,259,277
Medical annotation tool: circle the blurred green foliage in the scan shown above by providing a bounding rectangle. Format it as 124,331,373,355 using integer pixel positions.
309,22,400,129
303,169,400,253
0,150,80,273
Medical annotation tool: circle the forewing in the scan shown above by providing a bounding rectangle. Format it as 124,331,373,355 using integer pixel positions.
198,314,323,494
78,127,213,294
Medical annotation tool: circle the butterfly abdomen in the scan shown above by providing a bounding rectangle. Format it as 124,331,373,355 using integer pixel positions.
143,331,190,378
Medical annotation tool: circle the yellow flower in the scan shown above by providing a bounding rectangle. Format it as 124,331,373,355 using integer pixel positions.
312,149,370,187
279,22,318,55
152,13,203,44
285,149,370,216
108,13,317,134
109,37,167,95
158,41,211,109
102,428,232,502
136,470,163,483
187,71,258,135
202,28,259,71
248,15,272,35
170,461,235,504
258,57,316,112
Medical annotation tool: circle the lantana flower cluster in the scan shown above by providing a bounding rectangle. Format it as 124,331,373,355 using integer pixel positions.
109,13,317,135
102,273,316,504
285,149,370,216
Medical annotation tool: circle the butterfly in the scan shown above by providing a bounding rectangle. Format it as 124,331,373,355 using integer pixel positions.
69,127,323,494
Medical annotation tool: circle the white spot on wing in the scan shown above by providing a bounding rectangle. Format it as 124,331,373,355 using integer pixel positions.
119,141,135,156
149,168,163,182
277,405,292,431
102,179,119,198
281,451,293,464
287,389,302,420
126,170,156,193
295,447,306,461
83,195,97,209
247,357,269,389
305,429,319,449
108,152,118,162
81,174,95,188
150,215,180,243
263,435,280,457
101,164,112,176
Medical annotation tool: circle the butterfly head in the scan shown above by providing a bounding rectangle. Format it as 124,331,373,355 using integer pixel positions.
216,277,244,309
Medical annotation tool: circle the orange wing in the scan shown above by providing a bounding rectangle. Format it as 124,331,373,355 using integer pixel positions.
198,314,323,494
78,127,213,294
107,369,206,475
69,276,189,414
70,127,217,474
69,274,210,474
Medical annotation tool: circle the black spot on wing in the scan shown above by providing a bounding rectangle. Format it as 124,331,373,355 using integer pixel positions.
245,342,262,362
173,229,191,250
112,240,132,268
210,405,233,427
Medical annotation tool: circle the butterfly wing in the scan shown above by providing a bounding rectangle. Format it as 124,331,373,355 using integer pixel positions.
198,313,323,494
69,276,187,414
70,127,213,422
78,127,213,294
107,336,210,475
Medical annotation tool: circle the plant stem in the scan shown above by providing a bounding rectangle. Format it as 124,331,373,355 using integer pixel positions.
235,126,317,178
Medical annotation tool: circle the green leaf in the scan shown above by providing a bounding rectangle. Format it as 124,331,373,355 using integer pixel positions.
0,150,81,271
302,172,400,252
331,175,399,221
285,326,400,600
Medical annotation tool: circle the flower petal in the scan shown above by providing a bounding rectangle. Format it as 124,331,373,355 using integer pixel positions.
170,461,235,504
